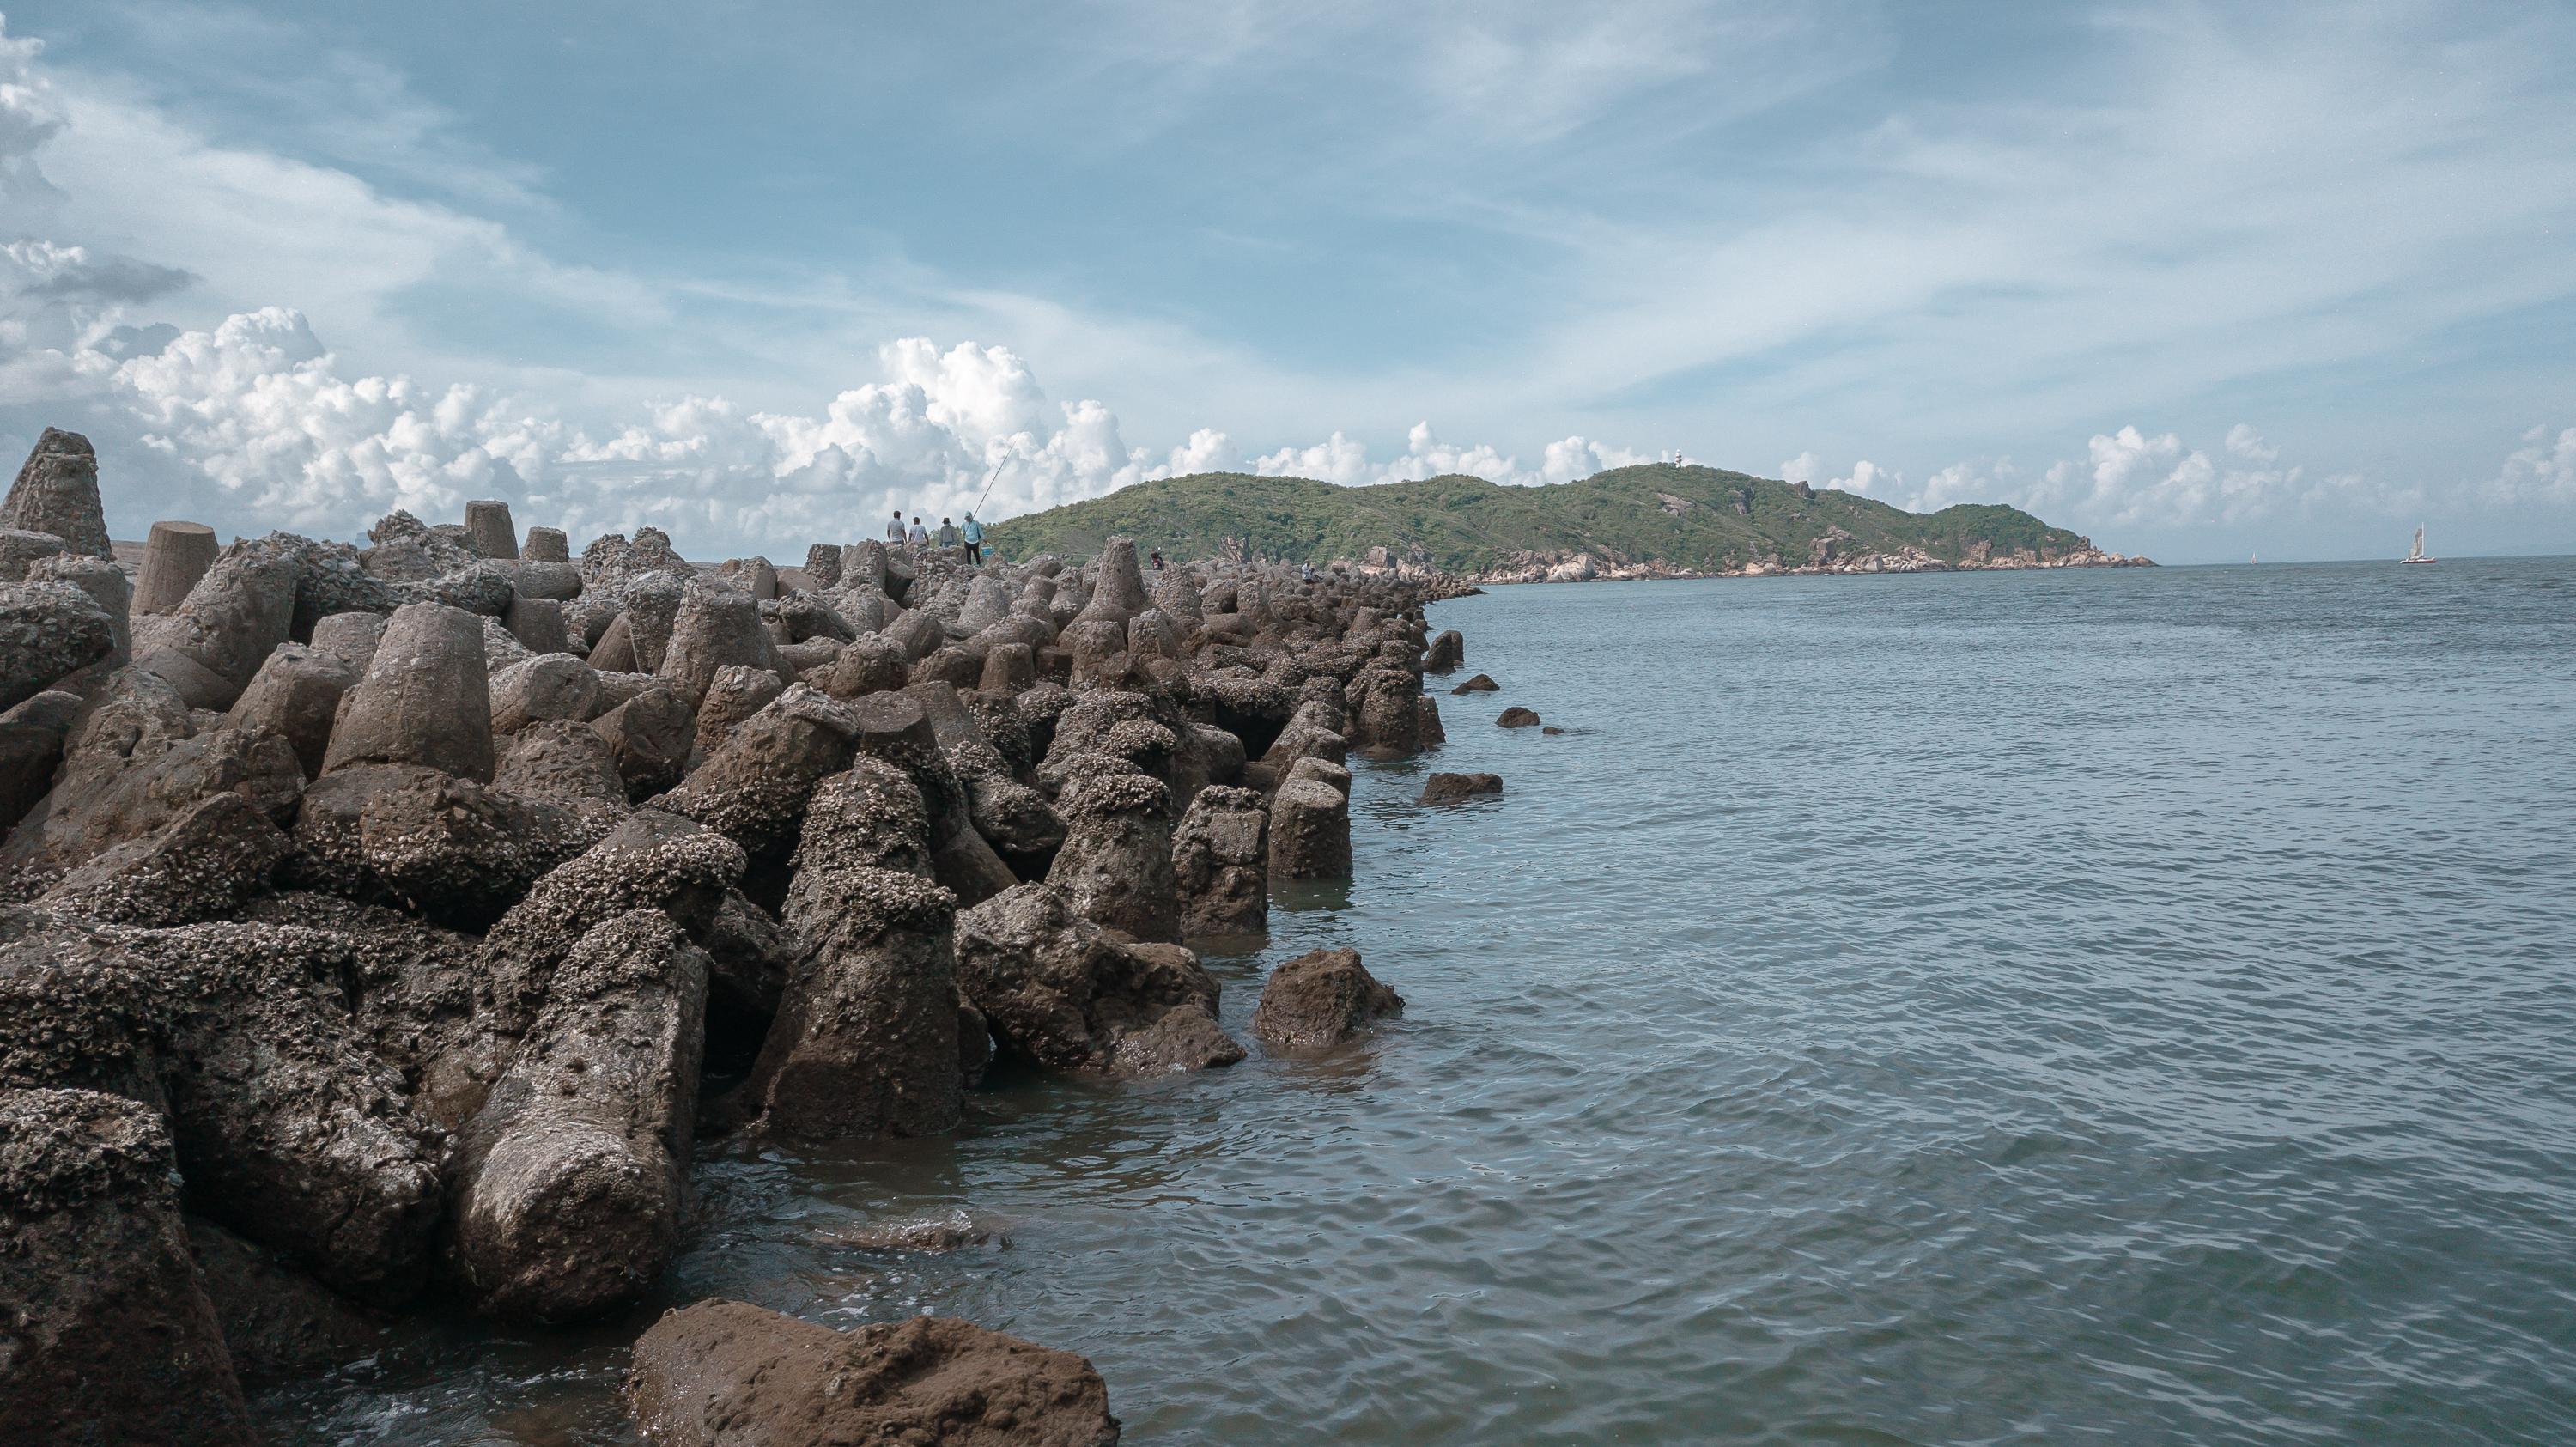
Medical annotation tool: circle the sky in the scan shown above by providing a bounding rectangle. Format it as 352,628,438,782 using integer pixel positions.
1,1,2572,564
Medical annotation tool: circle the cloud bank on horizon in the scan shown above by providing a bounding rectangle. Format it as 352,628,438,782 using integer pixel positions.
2,2,2573,562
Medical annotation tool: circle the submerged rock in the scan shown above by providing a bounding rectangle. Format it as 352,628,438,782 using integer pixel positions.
1250,946,1405,1049
626,1298,1121,1447
1418,771,1503,805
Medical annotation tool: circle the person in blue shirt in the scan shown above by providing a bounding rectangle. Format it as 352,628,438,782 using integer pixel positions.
962,511,984,564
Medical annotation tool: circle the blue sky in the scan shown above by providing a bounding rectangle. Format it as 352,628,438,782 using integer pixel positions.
2,1,2571,562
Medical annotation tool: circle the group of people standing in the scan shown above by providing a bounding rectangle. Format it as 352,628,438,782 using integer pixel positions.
888,508,984,564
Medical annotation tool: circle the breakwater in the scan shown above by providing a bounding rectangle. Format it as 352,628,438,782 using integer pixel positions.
0,426,1482,1444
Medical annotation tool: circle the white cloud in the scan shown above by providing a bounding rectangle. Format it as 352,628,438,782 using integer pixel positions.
2491,424,2576,504
19,301,1677,554
1780,424,2436,534
2224,423,2279,462
1541,435,1655,484
1248,422,1654,489
1830,459,1897,496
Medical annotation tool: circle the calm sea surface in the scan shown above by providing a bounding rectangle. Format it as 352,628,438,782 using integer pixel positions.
270,557,2576,1445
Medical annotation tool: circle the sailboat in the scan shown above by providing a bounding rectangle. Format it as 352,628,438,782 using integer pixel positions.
2401,526,2438,565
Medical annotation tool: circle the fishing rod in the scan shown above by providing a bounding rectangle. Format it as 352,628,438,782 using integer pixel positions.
972,457,1005,518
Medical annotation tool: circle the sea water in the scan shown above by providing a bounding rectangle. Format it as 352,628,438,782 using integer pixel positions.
266,557,2576,1445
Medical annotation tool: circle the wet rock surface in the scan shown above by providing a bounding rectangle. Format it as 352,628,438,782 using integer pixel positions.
627,1298,1121,1447
1419,770,1504,804
1251,946,1406,1049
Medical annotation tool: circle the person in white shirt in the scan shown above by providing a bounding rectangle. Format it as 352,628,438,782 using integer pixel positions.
908,516,929,547
886,510,906,544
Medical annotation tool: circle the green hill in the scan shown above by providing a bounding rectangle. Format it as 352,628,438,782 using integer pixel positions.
982,464,2099,574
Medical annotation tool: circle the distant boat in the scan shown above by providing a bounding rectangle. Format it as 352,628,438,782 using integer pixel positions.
2402,526,2438,565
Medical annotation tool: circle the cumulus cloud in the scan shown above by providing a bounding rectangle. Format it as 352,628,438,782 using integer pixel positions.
2224,423,2279,462
1780,423,2435,532
1251,422,1649,489
9,295,1678,554
2491,424,2576,504
1830,459,1897,496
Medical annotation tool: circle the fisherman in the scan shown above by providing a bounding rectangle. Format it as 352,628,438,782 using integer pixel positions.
908,515,929,549
885,509,906,544
936,516,961,550
962,510,984,564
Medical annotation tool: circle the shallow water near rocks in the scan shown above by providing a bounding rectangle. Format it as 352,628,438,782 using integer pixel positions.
263,558,2576,1445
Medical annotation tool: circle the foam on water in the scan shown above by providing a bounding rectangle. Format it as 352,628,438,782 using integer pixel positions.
265,558,2576,1445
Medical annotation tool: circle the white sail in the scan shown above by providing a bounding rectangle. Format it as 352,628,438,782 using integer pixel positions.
2406,526,2426,561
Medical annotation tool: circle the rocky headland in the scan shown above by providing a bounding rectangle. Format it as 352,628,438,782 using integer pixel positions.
0,427,1446,1445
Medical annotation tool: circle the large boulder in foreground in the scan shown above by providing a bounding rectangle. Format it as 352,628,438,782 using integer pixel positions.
1249,946,1405,1049
626,1298,1120,1447
952,882,1240,1077
1423,628,1464,672
739,863,961,1140
0,1086,256,1447
1267,775,1351,881
105,921,448,1305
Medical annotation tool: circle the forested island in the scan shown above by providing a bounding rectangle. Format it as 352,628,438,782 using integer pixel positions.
987,465,2151,581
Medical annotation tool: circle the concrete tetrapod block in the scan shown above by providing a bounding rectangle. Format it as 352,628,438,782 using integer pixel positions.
1267,775,1351,880
448,909,708,1322
321,601,496,782
1,426,112,558
523,525,570,562
463,499,519,560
